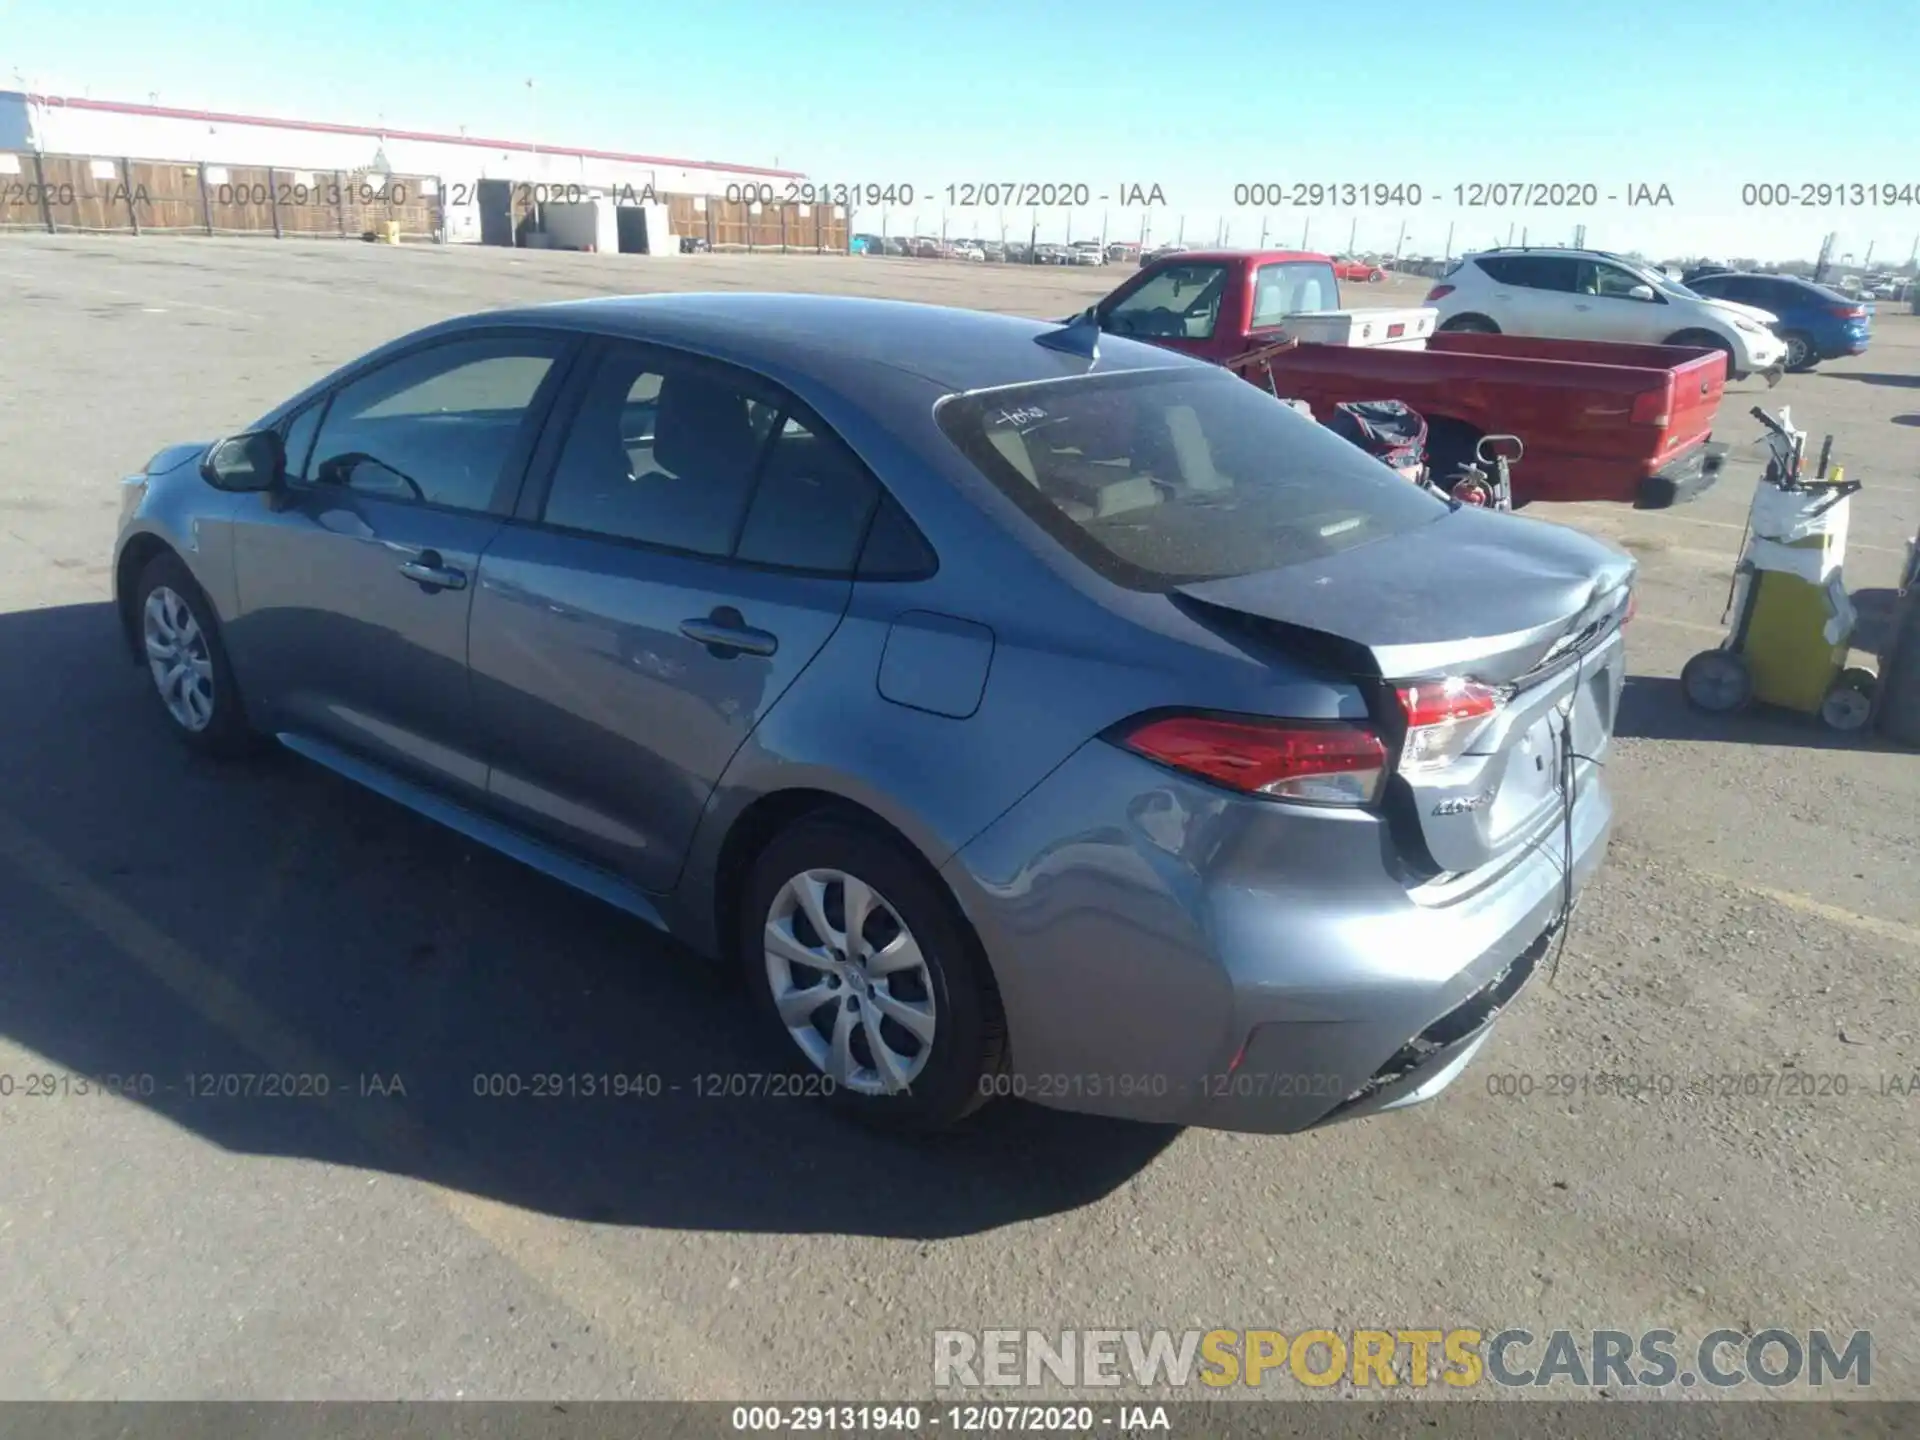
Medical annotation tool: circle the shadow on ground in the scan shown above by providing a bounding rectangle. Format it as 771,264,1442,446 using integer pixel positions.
1825,372,1920,390
0,602,1177,1240
1615,672,1903,751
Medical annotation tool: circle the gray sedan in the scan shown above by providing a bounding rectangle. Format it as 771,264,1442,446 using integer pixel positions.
112,293,1632,1133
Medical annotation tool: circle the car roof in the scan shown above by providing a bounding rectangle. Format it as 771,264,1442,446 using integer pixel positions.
458,292,1213,392
1153,248,1331,265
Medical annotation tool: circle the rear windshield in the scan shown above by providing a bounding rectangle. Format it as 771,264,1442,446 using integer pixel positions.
936,367,1447,592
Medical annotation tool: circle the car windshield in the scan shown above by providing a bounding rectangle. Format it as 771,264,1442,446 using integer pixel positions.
936,366,1447,592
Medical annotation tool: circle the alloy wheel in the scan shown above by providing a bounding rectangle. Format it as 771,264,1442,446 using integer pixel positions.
143,585,215,731
763,868,937,1095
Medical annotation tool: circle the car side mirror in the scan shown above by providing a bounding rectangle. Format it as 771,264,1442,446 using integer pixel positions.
1628,284,1656,302
202,429,286,492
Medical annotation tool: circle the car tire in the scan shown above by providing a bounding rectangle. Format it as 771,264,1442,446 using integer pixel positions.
740,814,1007,1133
1877,596,1920,749
1781,331,1820,372
1666,329,1740,381
1437,314,1500,334
132,551,262,758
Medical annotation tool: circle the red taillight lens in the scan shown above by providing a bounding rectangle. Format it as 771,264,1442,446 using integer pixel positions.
1425,284,1455,301
1829,305,1866,319
1629,388,1672,425
1395,679,1504,773
1120,715,1387,805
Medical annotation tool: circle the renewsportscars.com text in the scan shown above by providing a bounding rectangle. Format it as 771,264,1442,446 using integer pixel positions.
932,1327,1871,1391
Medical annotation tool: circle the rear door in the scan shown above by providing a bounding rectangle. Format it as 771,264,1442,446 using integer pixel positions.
466,339,883,891
1491,255,1583,336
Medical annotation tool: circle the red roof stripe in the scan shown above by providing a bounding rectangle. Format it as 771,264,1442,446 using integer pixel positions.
9,91,804,179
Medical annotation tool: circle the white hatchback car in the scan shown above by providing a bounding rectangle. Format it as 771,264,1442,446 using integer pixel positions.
1427,248,1788,380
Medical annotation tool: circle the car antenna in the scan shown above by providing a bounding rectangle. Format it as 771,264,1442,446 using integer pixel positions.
1035,310,1100,362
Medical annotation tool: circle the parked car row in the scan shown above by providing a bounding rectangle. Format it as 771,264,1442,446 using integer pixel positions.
848,233,1144,265
1423,246,1874,377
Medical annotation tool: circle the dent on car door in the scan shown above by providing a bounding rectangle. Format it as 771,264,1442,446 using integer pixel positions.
225,332,575,795
467,342,878,892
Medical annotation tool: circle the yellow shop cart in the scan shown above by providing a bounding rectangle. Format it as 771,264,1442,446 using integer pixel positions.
1681,406,1875,731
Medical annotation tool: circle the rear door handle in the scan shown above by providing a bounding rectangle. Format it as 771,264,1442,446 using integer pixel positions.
680,607,778,658
399,551,468,591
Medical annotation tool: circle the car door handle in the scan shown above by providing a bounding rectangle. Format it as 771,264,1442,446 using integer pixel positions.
399,552,468,591
680,608,778,658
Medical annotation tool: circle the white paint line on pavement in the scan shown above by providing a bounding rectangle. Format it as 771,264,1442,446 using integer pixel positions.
0,807,758,1400
0,268,258,321
1692,863,1920,954
1630,511,1912,560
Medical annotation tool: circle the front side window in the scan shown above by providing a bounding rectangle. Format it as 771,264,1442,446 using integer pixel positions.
306,336,563,511
1102,264,1228,340
938,367,1446,592
1584,261,1659,299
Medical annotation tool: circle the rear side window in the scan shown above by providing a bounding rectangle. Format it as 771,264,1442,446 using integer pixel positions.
937,368,1446,592
1477,255,1578,291
733,414,883,573
1250,261,1341,327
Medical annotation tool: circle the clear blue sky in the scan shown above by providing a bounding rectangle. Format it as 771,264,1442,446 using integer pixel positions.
4,0,1915,262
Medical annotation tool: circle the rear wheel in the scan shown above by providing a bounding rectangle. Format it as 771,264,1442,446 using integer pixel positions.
1682,649,1753,714
740,816,1006,1132
1781,331,1819,372
1438,313,1500,334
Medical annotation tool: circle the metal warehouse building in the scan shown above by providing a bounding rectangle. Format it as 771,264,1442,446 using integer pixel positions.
0,91,845,253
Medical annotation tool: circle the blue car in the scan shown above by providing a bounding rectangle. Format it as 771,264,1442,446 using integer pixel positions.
1687,272,1872,372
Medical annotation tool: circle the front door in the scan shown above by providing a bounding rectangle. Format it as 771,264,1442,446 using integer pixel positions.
225,332,574,798
468,341,883,891
1577,259,1669,343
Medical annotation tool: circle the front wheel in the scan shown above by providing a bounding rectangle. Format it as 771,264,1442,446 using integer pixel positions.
1438,313,1500,334
133,551,261,757
741,816,1007,1132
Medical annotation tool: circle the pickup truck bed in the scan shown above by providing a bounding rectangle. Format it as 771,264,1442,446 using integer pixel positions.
1088,249,1732,507
1260,331,1730,507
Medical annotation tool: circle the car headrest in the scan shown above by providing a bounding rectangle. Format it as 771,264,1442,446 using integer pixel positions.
652,372,760,480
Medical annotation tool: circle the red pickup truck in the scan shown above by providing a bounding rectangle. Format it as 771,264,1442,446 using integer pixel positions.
1080,249,1730,507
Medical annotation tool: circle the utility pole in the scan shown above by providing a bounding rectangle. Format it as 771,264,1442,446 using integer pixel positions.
1260,216,1269,248
1394,219,1406,260
1863,240,1876,268
1506,222,1515,246
1176,215,1185,244
1444,221,1454,262
1347,217,1357,254
1301,216,1310,248
525,79,540,238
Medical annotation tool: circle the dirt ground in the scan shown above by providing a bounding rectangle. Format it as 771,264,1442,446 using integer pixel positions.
0,235,1916,1410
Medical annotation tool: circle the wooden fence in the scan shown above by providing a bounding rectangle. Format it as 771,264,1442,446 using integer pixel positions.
1,153,442,239
3,151,853,252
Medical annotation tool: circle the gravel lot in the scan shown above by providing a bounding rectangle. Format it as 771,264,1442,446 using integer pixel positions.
1,235,1916,1408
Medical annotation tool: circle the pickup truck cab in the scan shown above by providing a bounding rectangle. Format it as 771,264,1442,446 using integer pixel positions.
1083,249,1730,507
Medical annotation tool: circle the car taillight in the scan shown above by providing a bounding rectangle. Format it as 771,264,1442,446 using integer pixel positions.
1829,305,1866,319
1629,388,1672,425
1119,714,1387,806
1425,284,1455,301
1395,679,1504,773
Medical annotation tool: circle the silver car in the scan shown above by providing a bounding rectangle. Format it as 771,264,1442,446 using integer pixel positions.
113,294,1631,1134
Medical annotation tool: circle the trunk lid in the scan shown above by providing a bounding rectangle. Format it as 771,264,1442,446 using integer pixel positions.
1172,507,1634,876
